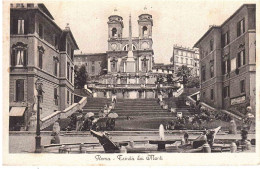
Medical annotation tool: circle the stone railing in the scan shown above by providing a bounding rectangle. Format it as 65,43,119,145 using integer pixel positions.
40,96,87,130
88,83,178,90
174,86,184,97
186,91,242,121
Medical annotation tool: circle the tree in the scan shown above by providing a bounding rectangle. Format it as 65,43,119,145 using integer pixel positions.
156,75,164,84
74,65,88,89
186,76,200,88
166,74,174,84
177,65,192,88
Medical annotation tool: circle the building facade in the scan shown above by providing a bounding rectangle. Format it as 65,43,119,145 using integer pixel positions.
77,9,178,99
172,45,200,76
9,3,79,130
74,53,107,77
194,4,256,114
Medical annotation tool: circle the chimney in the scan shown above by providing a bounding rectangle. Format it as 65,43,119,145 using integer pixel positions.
65,23,70,30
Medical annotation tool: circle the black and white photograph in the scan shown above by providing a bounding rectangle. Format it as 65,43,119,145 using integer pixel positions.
2,0,259,166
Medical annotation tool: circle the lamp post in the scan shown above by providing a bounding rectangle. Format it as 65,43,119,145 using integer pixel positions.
35,79,43,153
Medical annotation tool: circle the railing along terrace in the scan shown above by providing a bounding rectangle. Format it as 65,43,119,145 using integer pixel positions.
88,83,179,89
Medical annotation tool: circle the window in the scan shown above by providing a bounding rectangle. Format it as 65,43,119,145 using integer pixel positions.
210,39,214,51
210,65,214,77
67,62,70,80
194,62,197,67
240,80,245,93
231,58,236,71
237,50,245,68
186,58,188,64
222,58,230,75
210,89,214,100
181,57,183,63
13,49,27,67
112,28,117,37
71,93,73,104
67,90,69,104
11,42,28,67
143,26,148,36
18,19,24,34
39,51,43,69
91,66,95,73
176,57,179,63
223,86,229,98
237,18,245,37
112,62,116,69
71,67,73,83
27,3,34,7
15,79,24,101
223,31,230,47
54,60,58,76
142,58,148,72
54,88,58,105
39,24,44,39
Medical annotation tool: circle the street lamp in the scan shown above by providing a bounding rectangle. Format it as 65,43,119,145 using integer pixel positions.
35,79,43,153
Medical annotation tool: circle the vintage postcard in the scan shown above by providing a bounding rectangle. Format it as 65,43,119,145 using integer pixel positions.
2,0,260,166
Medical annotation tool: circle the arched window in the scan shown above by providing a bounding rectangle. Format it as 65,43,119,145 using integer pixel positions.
143,26,148,36
123,44,136,51
112,28,117,37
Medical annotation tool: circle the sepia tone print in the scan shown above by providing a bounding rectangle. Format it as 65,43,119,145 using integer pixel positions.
2,0,260,166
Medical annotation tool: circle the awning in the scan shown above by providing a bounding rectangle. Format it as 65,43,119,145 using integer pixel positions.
9,107,26,117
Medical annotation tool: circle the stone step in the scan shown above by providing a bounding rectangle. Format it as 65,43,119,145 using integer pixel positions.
114,107,164,110
113,112,171,117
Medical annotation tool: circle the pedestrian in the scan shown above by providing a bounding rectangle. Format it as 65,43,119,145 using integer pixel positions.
184,132,189,144
51,121,61,144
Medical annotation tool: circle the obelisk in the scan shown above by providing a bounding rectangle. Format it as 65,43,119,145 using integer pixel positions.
126,13,135,72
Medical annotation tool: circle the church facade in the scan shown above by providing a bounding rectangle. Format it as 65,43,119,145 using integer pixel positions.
75,10,178,99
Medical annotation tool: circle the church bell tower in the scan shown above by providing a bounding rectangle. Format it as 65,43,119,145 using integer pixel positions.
138,7,153,39
107,8,124,39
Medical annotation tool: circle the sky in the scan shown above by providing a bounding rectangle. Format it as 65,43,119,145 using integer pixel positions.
44,0,254,64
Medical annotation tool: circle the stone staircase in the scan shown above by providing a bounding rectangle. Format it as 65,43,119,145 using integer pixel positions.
163,97,195,116
82,98,111,116
111,98,174,130
113,98,171,118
